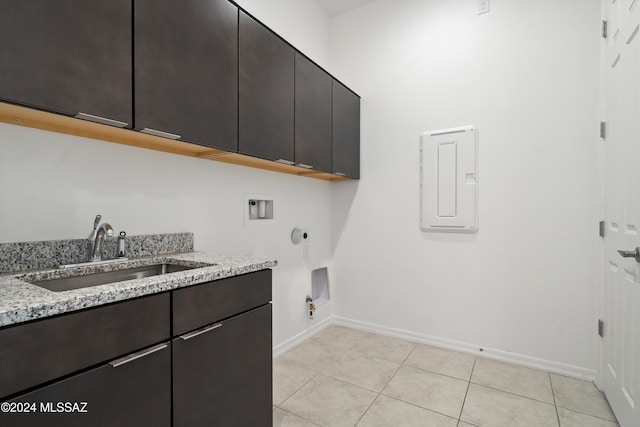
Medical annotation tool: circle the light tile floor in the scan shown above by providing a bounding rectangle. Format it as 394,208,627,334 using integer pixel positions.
273,326,618,427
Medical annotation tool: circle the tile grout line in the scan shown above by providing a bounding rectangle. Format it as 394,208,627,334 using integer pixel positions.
549,374,619,424
276,371,319,409
275,406,323,427
463,358,559,405
352,342,416,426
404,361,476,383
554,405,620,424
457,357,477,423
371,342,463,423
400,342,418,367
549,372,561,427
467,381,557,406
353,393,381,427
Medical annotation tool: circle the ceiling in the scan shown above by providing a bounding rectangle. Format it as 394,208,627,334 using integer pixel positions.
317,0,375,17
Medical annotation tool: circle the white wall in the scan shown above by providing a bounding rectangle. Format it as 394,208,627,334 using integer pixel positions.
0,0,333,350
0,0,604,374
330,0,602,374
235,0,331,69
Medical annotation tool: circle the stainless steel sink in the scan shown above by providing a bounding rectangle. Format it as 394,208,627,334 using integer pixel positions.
29,263,196,292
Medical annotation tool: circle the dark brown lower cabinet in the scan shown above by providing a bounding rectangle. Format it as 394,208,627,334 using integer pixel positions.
2,342,171,427
173,304,273,427
0,270,273,427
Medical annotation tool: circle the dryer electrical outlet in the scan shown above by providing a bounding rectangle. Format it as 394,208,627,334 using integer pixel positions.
420,126,478,233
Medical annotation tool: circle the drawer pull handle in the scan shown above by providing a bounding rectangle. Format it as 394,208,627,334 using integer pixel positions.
334,172,347,177
297,163,313,169
180,323,222,341
75,112,128,128
140,128,181,140
109,343,168,368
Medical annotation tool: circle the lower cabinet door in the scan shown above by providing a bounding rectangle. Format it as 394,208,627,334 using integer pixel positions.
173,304,273,427
0,342,171,427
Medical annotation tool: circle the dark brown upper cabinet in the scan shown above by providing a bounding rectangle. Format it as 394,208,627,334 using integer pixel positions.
0,0,132,127
332,81,361,179
239,11,295,163
294,54,332,173
134,0,238,151
0,0,360,181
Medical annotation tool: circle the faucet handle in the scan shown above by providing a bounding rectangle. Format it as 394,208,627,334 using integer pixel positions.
117,231,127,258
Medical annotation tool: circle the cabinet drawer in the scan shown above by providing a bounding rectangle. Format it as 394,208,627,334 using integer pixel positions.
173,269,272,335
1,342,171,427
0,292,170,398
173,305,272,427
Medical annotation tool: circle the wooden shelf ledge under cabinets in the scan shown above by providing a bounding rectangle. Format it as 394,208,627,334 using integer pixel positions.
0,102,349,182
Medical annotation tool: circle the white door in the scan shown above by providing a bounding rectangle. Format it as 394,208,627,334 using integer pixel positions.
601,1,640,426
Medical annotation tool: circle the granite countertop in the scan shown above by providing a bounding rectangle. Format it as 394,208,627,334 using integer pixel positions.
0,252,277,328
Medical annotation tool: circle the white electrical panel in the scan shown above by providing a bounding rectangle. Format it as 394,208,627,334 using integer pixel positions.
420,126,478,233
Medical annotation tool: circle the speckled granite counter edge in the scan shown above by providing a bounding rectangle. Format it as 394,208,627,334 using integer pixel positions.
0,252,277,327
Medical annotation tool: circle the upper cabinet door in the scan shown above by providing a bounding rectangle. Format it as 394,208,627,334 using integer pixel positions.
134,0,238,151
294,54,332,173
332,81,361,179
239,12,295,163
0,0,132,127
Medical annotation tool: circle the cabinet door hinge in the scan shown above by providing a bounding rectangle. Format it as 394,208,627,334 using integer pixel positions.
602,20,608,38
599,220,605,237
600,121,607,139
598,319,604,337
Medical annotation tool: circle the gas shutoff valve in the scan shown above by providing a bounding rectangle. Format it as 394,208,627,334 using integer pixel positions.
306,295,316,319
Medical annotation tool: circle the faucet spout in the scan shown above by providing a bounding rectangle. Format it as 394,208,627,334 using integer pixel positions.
91,223,114,262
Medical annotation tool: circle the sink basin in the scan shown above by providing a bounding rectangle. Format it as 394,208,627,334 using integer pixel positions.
29,263,196,292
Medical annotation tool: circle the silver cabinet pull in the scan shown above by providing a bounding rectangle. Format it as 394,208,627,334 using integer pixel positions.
180,323,222,341
75,112,128,128
140,128,181,140
275,159,295,165
334,172,347,177
297,163,313,169
617,247,640,262
109,343,168,368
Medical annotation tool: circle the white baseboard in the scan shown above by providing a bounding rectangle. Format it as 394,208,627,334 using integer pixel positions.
331,316,596,381
273,314,596,381
272,315,333,358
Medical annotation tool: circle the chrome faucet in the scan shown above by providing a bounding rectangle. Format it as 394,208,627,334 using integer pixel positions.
90,222,114,262
59,216,126,269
